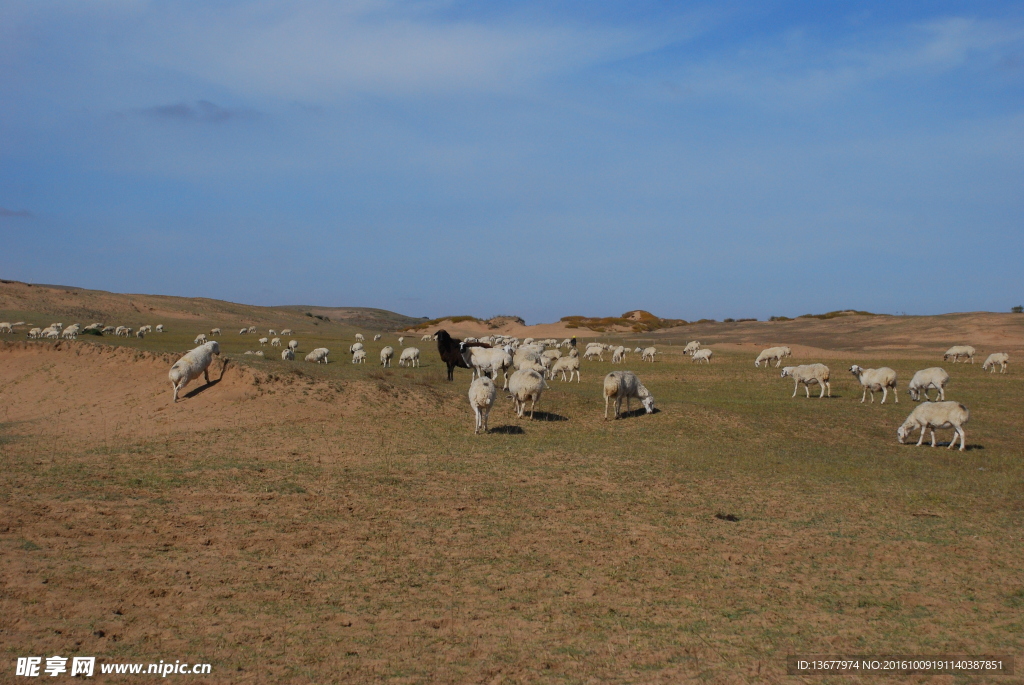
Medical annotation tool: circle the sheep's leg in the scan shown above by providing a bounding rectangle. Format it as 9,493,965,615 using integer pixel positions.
805,383,811,398
529,397,536,419
929,429,937,447
892,387,898,403
204,369,210,384
172,382,179,403
880,388,886,404
861,387,867,403
792,380,799,398
604,395,610,420
916,426,926,446
938,386,945,401
956,427,966,451
482,408,489,434
473,406,481,434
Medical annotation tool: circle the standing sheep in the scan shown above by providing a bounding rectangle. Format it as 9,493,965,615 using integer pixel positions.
943,345,976,364
550,355,580,383
169,341,220,403
849,365,898,403
194,333,208,345
642,347,658,362
354,333,365,342
399,347,421,367
270,337,282,347
247,326,257,334
349,342,364,354
239,328,248,335
352,349,367,363
756,346,792,368
583,346,604,362
908,368,950,401
280,329,293,336
468,376,497,434
288,340,299,351
281,348,295,361
612,346,627,363
603,371,655,419
683,341,701,355
780,364,831,399
155,324,164,333
210,328,221,336
691,349,713,364
398,336,405,346
259,337,269,346
508,369,548,419
305,348,330,364
373,334,382,341
897,401,970,451
435,329,482,381
982,353,1009,374
268,329,276,336
380,346,395,367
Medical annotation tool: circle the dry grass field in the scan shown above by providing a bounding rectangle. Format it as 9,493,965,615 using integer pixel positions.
2,283,1023,683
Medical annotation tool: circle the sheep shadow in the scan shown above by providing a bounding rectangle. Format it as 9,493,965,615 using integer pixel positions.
615,407,661,419
528,411,568,422
488,425,525,435
183,379,220,399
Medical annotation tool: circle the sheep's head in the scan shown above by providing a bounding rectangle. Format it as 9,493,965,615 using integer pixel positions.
849,365,862,377
908,387,920,401
642,395,655,414
896,422,913,444
780,367,794,378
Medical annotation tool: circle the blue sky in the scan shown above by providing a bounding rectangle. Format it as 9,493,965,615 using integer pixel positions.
1,1,1022,323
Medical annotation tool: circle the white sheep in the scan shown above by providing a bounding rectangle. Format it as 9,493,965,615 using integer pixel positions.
421,334,433,341
683,341,701,355
374,334,382,341
469,347,513,386
542,349,562,363
399,347,421,367
633,346,643,354
28,327,41,339
380,346,394,367
0,322,13,333
583,346,604,361
780,364,831,398
258,337,269,346
280,329,293,336
550,355,580,383
169,341,220,403
352,349,367,364
612,346,627,363
239,328,248,335
305,347,330,364
243,350,264,357
641,347,657,362
603,370,654,419
354,333,365,342
270,337,282,347
691,349,713,364
101,326,116,334
943,345,976,364
908,367,950,401
982,352,1009,374
155,324,164,333
755,346,791,368
288,340,299,351
897,401,969,451
468,376,497,434
398,336,405,346
268,329,276,336
508,369,548,419
135,329,145,339
349,342,364,354
281,348,295,361
194,333,208,345
210,328,221,336
849,365,898,403
247,326,257,334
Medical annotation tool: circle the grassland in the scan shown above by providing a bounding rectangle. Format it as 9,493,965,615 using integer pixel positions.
1,293,1023,683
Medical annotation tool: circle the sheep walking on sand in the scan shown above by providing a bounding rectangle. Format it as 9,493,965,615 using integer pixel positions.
305,348,330,364
849,365,898,403
781,364,831,399
897,401,970,451
380,346,395,367
982,353,1009,374
603,371,654,419
908,368,950,401
169,341,220,403
468,376,497,434
508,369,548,419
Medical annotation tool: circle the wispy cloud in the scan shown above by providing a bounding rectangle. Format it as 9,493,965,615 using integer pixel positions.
0,207,33,218
137,100,258,123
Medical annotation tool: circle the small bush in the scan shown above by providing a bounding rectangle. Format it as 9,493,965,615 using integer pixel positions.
769,316,792,322
723,318,735,323
1013,306,1023,314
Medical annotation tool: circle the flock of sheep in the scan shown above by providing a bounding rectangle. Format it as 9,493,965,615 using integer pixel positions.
2,319,1010,451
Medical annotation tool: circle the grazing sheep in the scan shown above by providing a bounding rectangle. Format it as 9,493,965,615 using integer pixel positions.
380,346,395,367
982,352,1009,374
508,369,548,419
399,347,421,367
27,327,41,339
422,334,433,341
271,337,282,347
281,348,295,361
43,328,60,339
583,347,604,362
169,341,220,403
641,347,657,362
247,326,257,334
849,365,898,403
243,350,264,356
268,329,276,336
288,340,299,351
355,333,365,342
194,333,208,345
756,346,792,368
352,349,367,363
135,330,145,339
101,326,116,334
683,341,701,355
551,355,580,383
280,329,293,336
612,346,627,363
398,336,405,346
603,371,654,419
155,325,164,333
62,326,79,339
943,345,976,364
305,347,330,364
691,349,713,364
239,328,248,335
258,337,269,346
374,334,382,341
468,376,497,434
210,328,221,336
908,367,950,401
0,322,12,333
542,349,563,363
349,342,364,354
897,401,970,451
780,364,831,398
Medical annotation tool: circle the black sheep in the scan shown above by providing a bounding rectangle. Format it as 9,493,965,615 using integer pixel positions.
435,329,489,381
